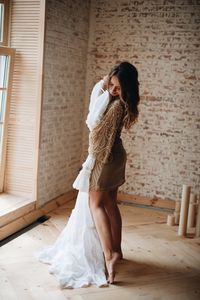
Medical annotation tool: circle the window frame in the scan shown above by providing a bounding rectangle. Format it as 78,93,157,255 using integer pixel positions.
0,0,10,46
0,46,15,192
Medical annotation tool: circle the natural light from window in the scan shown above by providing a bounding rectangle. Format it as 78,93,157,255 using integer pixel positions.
0,55,9,143
0,3,4,43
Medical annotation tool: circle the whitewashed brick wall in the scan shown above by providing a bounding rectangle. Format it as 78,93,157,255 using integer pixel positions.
37,0,90,206
83,0,200,201
38,0,200,205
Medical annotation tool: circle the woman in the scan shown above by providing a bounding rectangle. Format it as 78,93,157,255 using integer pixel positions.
87,61,140,283
35,61,140,288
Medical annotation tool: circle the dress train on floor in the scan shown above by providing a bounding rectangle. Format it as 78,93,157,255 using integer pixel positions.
34,80,110,288
34,191,107,288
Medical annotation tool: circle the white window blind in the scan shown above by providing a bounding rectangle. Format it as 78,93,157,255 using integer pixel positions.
4,0,45,198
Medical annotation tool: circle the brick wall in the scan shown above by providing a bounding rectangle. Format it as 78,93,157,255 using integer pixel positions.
37,0,90,205
37,0,199,205
82,0,200,201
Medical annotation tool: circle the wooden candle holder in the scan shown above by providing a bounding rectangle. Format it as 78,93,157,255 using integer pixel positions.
178,185,191,236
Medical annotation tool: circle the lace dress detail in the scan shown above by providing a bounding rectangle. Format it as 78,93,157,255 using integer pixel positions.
88,99,124,163
89,99,127,191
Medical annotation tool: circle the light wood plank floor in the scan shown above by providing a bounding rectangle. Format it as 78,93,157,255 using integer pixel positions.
0,199,200,300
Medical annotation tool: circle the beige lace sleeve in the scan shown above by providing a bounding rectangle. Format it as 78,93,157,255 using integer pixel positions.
88,100,124,163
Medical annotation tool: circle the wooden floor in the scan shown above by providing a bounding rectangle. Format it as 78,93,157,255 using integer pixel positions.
0,199,200,300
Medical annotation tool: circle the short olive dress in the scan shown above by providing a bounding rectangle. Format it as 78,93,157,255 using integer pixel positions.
88,98,127,192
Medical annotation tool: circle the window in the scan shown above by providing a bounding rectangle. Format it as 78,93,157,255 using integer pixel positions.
0,47,15,192
0,0,46,241
0,0,10,46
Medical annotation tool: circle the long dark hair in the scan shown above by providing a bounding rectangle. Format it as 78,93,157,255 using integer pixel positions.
108,61,140,129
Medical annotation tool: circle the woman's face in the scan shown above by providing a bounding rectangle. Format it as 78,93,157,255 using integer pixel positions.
108,75,121,98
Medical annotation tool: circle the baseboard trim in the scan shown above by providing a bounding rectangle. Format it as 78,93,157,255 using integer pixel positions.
117,191,175,210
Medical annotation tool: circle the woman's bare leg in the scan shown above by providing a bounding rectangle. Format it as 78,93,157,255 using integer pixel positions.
89,190,120,283
104,188,123,259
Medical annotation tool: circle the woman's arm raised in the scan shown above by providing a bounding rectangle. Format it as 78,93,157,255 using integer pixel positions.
86,78,110,131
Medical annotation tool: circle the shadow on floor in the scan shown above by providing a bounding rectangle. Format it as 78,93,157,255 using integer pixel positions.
114,258,200,288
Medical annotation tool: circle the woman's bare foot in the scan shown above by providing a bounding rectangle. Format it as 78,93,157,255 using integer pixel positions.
114,246,123,259
105,252,120,284
115,247,123,260
118,250,123,260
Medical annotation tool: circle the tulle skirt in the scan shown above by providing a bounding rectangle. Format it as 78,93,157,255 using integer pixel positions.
34,191,107,288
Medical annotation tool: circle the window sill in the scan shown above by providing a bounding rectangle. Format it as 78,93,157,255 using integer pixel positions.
0,190,77,241
0,193,35,228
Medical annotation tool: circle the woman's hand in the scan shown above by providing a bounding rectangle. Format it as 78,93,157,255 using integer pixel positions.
102,75,109,91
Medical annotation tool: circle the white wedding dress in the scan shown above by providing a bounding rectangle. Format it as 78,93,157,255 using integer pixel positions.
34,80,110,288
